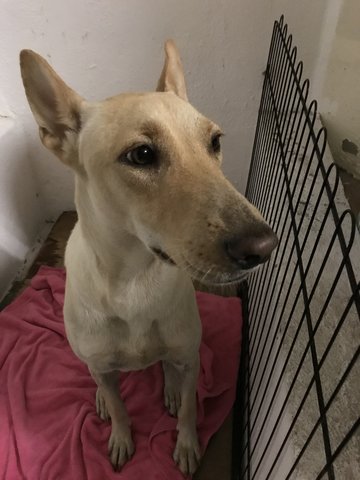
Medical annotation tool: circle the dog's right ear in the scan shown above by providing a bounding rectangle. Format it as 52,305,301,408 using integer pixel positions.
156,40,188,101
20,50,84,169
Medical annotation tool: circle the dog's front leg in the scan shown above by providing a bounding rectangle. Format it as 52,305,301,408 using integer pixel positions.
172,356,201,476
90,370,134,470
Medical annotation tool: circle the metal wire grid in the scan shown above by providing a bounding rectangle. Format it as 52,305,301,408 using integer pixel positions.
234,16,360,480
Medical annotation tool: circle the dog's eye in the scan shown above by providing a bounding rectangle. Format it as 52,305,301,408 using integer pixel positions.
123,145,156,166
211,134,222,153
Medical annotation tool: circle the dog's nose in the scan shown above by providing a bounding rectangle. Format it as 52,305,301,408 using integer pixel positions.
225,228,278,269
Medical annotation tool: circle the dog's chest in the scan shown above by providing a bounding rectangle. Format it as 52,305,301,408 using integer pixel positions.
79,316,172,372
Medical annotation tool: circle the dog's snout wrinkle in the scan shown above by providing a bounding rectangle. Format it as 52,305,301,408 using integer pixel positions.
225,228,278,269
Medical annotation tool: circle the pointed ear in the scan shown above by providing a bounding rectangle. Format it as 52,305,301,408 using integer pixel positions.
20,49,84,168
156,40,188,101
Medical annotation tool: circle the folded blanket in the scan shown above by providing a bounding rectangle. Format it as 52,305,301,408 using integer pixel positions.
0,267,242,480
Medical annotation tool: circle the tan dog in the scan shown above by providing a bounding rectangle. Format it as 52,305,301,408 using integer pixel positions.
20,41,277,475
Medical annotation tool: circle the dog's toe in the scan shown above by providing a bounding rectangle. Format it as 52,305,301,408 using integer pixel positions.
173,433,201,475
108,427,134,471
96,388,110,421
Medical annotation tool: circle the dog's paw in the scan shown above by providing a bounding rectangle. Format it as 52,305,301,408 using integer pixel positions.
164,385,181,417
108,426,134,471
173,432,201,476
96,388,110,421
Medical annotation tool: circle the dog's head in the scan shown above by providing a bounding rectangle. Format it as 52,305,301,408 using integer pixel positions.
20,41,277,285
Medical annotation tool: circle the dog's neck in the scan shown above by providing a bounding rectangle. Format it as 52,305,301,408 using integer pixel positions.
74,179,157,283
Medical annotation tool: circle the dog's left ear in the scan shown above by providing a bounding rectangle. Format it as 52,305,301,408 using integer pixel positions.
156,40,188,101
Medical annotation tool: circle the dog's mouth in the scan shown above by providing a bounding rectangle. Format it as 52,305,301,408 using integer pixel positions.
150,249,256,284
181,257,255,286
198,271,251,286
151,247,176,266
210,273,250,286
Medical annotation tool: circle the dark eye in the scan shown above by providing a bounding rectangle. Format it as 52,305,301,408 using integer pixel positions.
211,134,221,153
123,144,156,166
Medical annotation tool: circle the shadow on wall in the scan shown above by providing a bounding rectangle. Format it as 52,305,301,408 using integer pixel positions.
0,115,46,299
0,247,25,299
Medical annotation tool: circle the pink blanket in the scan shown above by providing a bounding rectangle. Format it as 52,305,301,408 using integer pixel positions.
0,267,242,480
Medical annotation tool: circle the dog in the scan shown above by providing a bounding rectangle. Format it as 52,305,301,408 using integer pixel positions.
20,41,278,475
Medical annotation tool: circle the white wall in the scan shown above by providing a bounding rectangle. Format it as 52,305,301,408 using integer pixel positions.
0,0,329,298
318,0,360,179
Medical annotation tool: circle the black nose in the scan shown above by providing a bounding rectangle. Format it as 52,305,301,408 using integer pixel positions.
225,228,278,269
